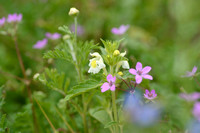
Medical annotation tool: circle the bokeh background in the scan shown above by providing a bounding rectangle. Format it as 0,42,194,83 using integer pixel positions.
0,0,200,132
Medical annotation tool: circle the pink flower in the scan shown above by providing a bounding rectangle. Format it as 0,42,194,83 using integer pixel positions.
7,13,22,23
101,74,116,92
0,17,6,26
182,66,197,77
193,102,200,121
129,62,153,84
45,32,61,40
179,93,200,101
33,38,48,49
144,89,157,100
111,25,129,35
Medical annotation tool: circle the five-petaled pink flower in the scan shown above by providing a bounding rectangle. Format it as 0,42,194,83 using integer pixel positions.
45,32,61,40
111,25,129,35
7,13,22,23
182,66,197,77
179,92,200,101
144,89,157,100
0,17,6,26
193,102,200,121
33,38,48,49
101,74,116,92
129,62,153,84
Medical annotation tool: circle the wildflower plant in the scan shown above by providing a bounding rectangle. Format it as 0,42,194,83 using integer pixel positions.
0,7,160,133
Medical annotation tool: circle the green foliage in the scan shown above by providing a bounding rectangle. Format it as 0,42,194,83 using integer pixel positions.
0,114,9,133
13,111,33,133
36,68,70,95
64,79,102,101
89,107,111,126
43,48,74,64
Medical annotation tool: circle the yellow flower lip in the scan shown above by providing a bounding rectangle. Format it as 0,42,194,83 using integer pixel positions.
118,71,123,76
91,60,97,68
113,50,120,56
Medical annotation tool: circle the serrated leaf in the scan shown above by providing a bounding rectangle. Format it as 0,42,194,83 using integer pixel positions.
36,68,69,95
43,48,73,63
64,79,102,101
100,39,123,55
104,121,118,128
58,25,72,34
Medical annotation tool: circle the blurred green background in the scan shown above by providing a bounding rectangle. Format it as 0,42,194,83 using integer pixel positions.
0,0,200,132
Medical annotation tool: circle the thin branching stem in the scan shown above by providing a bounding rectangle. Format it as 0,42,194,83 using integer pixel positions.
35,99,57,133
12,26,39,133
194,77,200,87
56,108,75,133
110,66,119,133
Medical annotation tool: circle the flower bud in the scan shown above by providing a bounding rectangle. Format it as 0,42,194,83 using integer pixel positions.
68,7,79,16
118,71,123,76
113,50,120,56
33,73,40,80
63,34,70,40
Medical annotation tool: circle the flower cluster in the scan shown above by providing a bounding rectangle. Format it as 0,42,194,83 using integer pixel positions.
0,13,22,27
33,32,61,49
111,25,129,35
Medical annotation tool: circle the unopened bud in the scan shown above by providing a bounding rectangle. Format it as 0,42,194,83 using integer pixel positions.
68,7,79,16
113,50,120,56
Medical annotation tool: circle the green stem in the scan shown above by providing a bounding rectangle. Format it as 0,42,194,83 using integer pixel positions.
35,99,57,133
74,17,78,43
56,108,75,133
110,66,119,133
82,94,88,133
74,15,88,133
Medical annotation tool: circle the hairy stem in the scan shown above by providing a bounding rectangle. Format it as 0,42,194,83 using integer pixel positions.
110,66,119,133
13,30,39,133
73,16,88,133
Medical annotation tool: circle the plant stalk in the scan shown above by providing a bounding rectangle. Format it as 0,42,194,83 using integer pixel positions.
110,66,119,133
13,30,39,133
73,16,88,133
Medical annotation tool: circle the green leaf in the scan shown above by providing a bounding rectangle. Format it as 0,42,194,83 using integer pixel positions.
58,25,72,35
89,107,111,125
100,39,123,55
43,48,73,63
36,68,70,95
64,79,102,101
104,121,118,128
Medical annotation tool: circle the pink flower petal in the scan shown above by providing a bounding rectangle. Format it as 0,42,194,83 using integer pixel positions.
129,68,137,75
136,62,142,71
192,66,197,74
101,82,110,92
110,84,116,91
135,74,142,84
151,89,155,94
145,89,149,94
107,74,113,82
142,66,151,74
142,74,153,80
